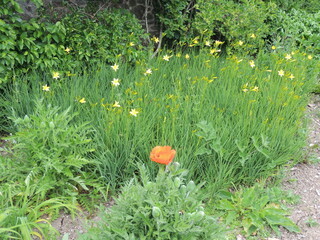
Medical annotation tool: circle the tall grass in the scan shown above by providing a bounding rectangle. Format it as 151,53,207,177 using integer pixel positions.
1,49,318,193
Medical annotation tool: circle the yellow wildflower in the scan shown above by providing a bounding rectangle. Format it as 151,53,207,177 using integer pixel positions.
210,49,221,54
185,54,190,59
278,69,285,77
111,78,120,86
111,63,119,72
285,54,292,60
144,68,152,76
64,47,71,53
250,33,256,38
129,42,135,46
251,86,259,92
113,101,121,108
42,84,50,92
129,109,139,117
52,71,60,79
205,40,211,47
215,40,224,46
289,74,295,79
308,55,313,60
249,60,255,68
79,98,86,104
151,36,159,43
271,45,276,50
163,55,171,61
238,40,244,46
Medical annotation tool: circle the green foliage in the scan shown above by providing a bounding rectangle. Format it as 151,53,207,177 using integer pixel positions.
79,163,226,240
154,0,195,42
1,50,318,193
4,100,102,200
211,185,300,237
193,0,276,55
0,155,78,240
0,0,148,87
270,9,320,55
269,0,320,13
61,8,148,64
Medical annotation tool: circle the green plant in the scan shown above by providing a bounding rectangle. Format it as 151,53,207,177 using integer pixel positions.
1,50,318,194
193,0,276,55
61,7,148,65
0,152,79,240
4,99,104,201
211,184,300,237
79,162,226,240
305,217,319,227
270,9,320,55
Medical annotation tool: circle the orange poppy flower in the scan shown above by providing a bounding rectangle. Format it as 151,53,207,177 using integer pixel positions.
150,146,176,165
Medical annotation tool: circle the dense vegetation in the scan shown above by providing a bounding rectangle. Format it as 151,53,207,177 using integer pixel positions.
0,0,319,239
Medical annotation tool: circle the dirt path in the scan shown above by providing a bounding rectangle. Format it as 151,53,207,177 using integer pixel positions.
276,96,320,240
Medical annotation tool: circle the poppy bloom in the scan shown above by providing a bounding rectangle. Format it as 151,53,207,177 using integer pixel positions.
150,146,176,165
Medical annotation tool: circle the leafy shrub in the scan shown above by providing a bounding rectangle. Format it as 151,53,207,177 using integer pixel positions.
60,7,148,65
270,9,320,55
4,100,102,200
79,163,226,240
153,0,194,43
0,0,148,87
193,0,276,55
270,0,320,13
0,0,67,84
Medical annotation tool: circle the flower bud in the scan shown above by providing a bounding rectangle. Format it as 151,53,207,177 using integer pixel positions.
174,177,181,188
186,181,196,192
152,206,162,218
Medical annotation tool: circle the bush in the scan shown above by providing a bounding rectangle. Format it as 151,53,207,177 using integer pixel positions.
61,8,148,65
0,0,148,87
270,9,320,55
192,0,276,55
79,163,226,240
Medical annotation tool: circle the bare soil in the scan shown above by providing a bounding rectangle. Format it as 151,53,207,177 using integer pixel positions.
275,96,320,240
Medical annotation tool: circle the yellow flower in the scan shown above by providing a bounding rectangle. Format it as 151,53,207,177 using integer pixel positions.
79,98,86,104
210,48,221,54
129,108,139,117
113,101,121,108
308,55,313,60
249,60,255,68
285,54,292,60
271,45,276,50
278,69,285,77
42,84,50,91
129,42,135,46
144,68,152,76
250,33,256,38
52,71,60,79
215,40,224,46
111,63,119,71
289,74,295,79
111,78,120,86
238,40,244,46
251,86,259,92
185,54,190,59
64,47,71,53
151,36,159,43
242,88,249,93
163,55,171,61
205,40,211,47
